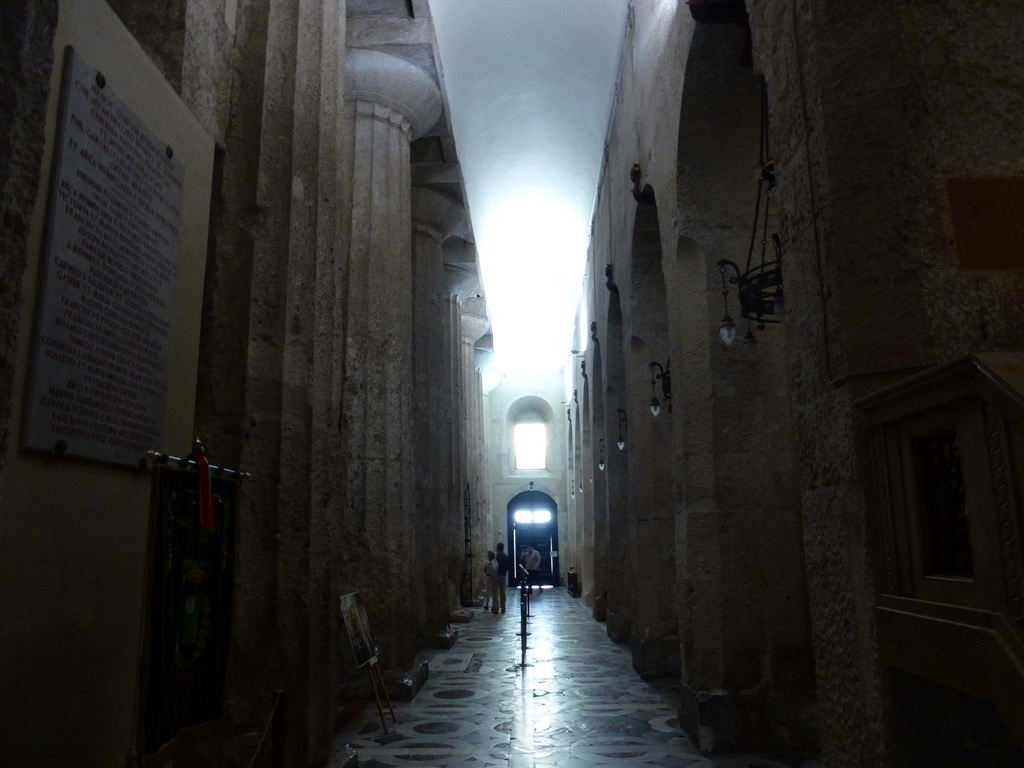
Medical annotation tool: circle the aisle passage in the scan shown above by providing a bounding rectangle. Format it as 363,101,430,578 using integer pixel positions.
335,588,820,767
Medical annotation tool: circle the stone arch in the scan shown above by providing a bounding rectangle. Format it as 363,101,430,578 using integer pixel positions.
603,292,631,641
589,337,608,617
626,185,679,680
578,360,594,605
670,20,815,752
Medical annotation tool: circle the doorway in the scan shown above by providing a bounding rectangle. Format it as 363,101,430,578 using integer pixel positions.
507,490,559,587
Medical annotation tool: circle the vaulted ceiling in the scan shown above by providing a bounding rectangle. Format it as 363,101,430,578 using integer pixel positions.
348,0,629,373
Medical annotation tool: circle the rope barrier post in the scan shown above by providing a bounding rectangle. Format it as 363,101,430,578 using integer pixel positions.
515,566,531,669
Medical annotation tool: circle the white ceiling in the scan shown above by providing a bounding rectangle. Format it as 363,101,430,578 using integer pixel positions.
430,0,629,372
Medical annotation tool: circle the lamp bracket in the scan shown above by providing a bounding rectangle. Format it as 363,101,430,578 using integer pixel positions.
717,254,782,326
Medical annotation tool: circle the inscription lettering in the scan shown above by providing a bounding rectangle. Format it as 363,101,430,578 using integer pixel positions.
24,47,185,466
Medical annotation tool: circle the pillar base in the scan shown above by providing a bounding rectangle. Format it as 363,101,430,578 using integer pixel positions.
449,609,474,623
631,631,681,680
606,610,630,643
328,742,358,768
678,682,818,754
421,627,459,649
679,685,769,753
593,594,607,622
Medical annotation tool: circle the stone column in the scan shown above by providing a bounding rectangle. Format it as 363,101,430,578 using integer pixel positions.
340,47,440,669
411,188,464,630
446,295,468,604
186,2,352,763
442,254,478,605
460,303,489,582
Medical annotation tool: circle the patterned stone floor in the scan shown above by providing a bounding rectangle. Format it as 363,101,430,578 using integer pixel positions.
334,587,821,768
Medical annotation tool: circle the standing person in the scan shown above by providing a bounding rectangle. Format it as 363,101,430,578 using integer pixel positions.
483,550,499,614
523,545,542,592
494,543,511,613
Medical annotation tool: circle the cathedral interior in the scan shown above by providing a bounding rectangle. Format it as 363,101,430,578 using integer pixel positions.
1,0,1024,766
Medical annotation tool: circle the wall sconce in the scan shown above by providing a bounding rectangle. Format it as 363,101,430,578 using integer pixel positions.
649,360,671,417
598,438,605,471
578,471,583,494
616,409,627,450
630,163,655,205
716,76,783,346
605,264,618,293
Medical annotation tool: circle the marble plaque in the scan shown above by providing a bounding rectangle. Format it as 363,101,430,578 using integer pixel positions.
23,46,185,466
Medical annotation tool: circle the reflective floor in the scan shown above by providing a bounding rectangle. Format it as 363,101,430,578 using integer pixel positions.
334,587,821,768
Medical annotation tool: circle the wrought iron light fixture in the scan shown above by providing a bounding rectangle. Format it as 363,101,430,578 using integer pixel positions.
598,438,605,471
605,263,618,293
616,409,627,450
630,163,655,205
649,360,671,417
716,76,783,346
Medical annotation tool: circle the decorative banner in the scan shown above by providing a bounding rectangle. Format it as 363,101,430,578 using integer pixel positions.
340,592,379,668
140,464,238,757
23,45,184,466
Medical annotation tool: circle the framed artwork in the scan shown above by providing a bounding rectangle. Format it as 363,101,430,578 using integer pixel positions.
339,592,379,667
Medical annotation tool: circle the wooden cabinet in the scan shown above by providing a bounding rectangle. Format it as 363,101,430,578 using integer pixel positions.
859,353,1024,746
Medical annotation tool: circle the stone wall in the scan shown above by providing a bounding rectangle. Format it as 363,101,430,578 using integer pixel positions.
0,0,57,475
0,0,481,765
568,0,1024,760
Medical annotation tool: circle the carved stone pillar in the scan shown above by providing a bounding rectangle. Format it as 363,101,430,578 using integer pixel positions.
340,48,440,668
461,300,490,572
443,252,480,605
411,188,464,628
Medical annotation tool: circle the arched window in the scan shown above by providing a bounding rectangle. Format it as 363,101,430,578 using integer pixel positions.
514,422,546,469
507,396,555,473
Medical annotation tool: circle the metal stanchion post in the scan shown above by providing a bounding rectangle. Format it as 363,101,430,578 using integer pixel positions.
515,566,531,669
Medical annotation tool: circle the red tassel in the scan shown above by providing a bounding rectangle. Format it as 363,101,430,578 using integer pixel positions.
189,442,215,529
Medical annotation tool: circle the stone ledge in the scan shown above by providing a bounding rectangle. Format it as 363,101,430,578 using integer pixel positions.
328,742,358,768
385,660,429,702
338,660,430,703
422,626,459,649
678,682,818,754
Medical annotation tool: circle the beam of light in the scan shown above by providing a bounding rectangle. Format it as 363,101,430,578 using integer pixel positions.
432,0,629,374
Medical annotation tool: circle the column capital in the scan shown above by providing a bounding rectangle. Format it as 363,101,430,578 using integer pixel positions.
461,296,489,344
412,188,465,242
345,48,441,140
444,262,480,300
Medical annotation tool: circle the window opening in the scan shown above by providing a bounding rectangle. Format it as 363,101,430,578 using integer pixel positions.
514,422,546,470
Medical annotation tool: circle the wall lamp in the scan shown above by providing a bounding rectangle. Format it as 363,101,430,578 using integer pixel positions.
630,163,655,205
716,76,784,346
598,438,605,471
605,264,618,293
616,409,627,450
649,360,671,416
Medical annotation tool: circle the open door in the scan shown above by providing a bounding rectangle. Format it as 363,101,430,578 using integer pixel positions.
507,490,559,587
